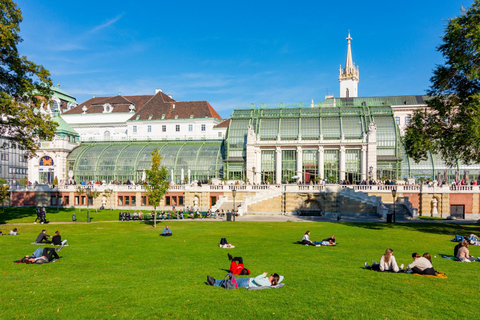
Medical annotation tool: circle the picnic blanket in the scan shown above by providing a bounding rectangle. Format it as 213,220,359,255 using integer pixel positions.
295,241,337,246
30,243,69,246
246,283,285,290
441,255,457,260
413,271,447,279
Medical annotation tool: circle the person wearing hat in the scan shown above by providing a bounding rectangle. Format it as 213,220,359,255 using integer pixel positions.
227,253,250,275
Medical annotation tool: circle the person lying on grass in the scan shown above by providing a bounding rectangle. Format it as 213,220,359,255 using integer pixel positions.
456,241,476,262
365,248,404,272
16,246,64,264
406,253,436,275
227,253,250,275
206,272,283,288
301,231,336,246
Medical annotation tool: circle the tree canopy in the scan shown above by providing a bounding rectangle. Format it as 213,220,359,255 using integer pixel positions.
0,0,57,158
144,149,169,228
404,1,480,167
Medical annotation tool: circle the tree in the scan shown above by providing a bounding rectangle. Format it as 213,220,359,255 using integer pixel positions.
404,1,480,167
0,0,57,158
103,188,113,210
144,149,169,228
0,179,10,213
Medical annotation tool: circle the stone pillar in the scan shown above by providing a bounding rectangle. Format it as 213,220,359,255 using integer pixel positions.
318,146,324,180
296,146,302,183
339,145,346,182
275,146,282,184
367,122,377,180
255,147,261,184
361,145,367,181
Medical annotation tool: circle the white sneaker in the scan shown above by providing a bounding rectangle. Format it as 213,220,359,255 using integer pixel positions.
305,244,308,246
400,264,404,270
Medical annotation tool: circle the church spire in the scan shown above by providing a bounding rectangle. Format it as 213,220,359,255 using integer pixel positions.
339,32,359,98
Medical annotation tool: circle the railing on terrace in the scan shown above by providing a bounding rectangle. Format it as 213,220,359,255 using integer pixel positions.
8,183,480,193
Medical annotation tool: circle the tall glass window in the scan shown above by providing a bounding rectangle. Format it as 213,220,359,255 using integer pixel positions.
302,150,318,183
201,124,206,131
261,150,275,183
189,124,193,131
345,149,361,183
281,150,296,183
147,125,152,133
324,150,339,183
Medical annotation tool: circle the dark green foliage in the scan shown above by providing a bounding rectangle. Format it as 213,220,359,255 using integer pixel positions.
0,0,57,158
405,1,480,166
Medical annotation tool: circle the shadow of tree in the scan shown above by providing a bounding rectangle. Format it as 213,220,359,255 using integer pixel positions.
342,222,480,237
0,207,78,224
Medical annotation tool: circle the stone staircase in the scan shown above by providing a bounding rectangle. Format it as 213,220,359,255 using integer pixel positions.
335,188,387,217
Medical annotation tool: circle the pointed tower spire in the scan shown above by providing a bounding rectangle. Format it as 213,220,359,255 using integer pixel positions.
339,32,359,98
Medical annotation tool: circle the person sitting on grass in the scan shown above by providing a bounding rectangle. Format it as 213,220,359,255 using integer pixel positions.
301,231,314,246
456,241,476,262
35,230,51,243
207,272,283,288
10,228,18,235
52,231,67,246
406,252,436,275
227,253,251,275
365,248,404,272
161,226,172,236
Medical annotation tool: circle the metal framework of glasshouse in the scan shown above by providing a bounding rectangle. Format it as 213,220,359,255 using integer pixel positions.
67,140,224,183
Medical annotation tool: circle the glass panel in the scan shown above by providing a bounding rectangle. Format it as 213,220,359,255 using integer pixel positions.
97,145,126,182
322,118,341,139
300,117,320,140
342,116,363,139
116,145,145,182
324,150,339,183
259,119,279,140
302,150,317,183
280,118,299,140
281,150,296,183
261,150,275,183
345,149,361,183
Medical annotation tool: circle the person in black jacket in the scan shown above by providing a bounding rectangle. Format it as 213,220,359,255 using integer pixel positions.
52,231,67,245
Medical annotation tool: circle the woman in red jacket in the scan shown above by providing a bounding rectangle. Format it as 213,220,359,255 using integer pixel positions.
228,253,250,275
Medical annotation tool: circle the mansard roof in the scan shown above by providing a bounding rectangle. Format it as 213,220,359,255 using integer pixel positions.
64,90,221,121
63,94,156,114
128,92,221,121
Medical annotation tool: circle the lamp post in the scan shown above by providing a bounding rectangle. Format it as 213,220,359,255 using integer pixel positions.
391,188,397,223
86,187,91,223
232,188,236,222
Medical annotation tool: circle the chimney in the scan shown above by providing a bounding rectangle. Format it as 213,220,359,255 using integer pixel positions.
168,94,173,99
155,88,162,94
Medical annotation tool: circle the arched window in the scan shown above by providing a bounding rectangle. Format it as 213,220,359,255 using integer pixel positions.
104,131,111,141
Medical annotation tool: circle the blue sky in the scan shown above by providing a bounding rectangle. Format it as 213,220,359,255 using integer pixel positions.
17,0,467,118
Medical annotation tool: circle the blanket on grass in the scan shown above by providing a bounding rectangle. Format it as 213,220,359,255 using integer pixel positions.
413,271,447,279
295,241,337,246
30,243,69,246
246,283,285,290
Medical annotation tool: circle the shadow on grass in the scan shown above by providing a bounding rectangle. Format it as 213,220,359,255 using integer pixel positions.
342,222,480,237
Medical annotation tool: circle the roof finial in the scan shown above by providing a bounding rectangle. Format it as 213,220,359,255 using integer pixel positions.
57,83,61,88
118,90,121,96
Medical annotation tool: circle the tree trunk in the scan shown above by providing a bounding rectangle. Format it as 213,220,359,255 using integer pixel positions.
154,206,157,228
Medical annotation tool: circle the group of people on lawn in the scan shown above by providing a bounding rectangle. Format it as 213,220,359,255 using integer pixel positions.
365,249,437,275
14,229,67,264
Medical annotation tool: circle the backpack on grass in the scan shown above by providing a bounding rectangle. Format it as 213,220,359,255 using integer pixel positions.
223,273,238,289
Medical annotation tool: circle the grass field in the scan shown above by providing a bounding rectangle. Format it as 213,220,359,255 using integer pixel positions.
1,208,480,319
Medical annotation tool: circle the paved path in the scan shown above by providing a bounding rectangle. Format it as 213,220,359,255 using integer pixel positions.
2,215,479,225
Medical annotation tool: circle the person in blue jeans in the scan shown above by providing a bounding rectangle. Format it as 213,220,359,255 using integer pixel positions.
206,272,283,288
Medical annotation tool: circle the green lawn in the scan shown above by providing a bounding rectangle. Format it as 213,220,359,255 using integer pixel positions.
1,211,480,319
